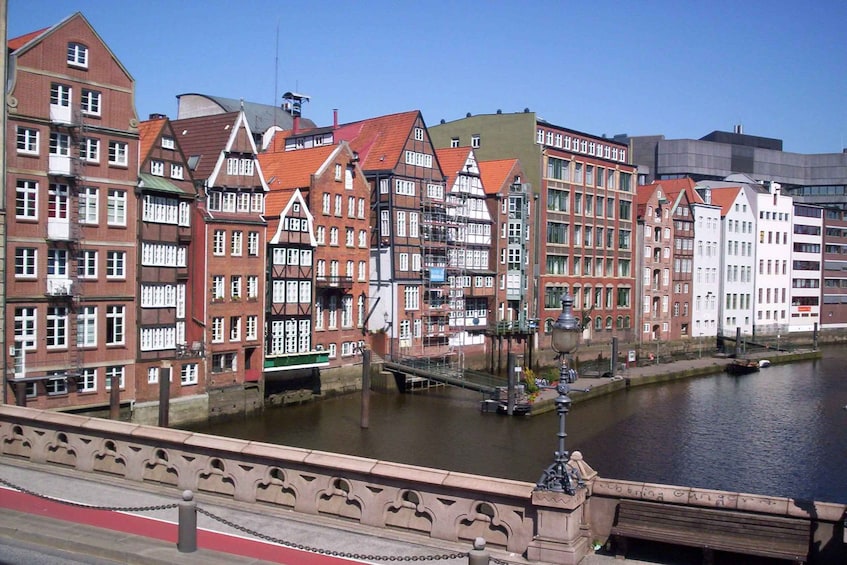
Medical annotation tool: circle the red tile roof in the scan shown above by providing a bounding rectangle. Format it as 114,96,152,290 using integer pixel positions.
259,145,337,191
708,186,744,216
138,118,166,163
265,188,297,219
333,110,421,171
435,147,473,183
8,27,49,51
479,158,520,195
172,112,240,180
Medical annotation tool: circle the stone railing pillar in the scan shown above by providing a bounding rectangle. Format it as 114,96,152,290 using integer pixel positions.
526,488,588,564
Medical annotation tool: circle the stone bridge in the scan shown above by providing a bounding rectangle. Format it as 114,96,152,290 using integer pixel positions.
0,405,843,564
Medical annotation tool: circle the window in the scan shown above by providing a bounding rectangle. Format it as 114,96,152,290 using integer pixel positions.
181,364,198,386
79,187,99,224
471,134,480,148
77,306,97,347
50,83,71,107
15,307,37,350
212,276,225,300
16,180,38,219
16,127,39,154
106,305,125,345
48,187,69,222
108,141,128,166
397,211,406,236
15,248,37,278
231,275,242,299
399,253,409,271
450,137,459,148
359,229,367,248
78,368,97,393
67,42,88,67
79,137,99,162
107,190,126,226
409,212,419,238
211,353,237,373
248,232,259,256
346,227,354,247
81,89,101,116
212,317,224,342
230,316,241,341
316,226,325,244
46,374,68,396
231,231,243,256
246,315,258,340
105,366,125,390
247,276,259,299
150,160,165,176
213,230,225,255
334,194,342,216
77,250,97,279
404,286,420,310
48,249,68,276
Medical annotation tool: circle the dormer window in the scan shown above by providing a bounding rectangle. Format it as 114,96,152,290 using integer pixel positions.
67,42,88,68
162,137,175,150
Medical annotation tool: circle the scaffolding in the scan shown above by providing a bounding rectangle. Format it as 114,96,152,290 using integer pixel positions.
402,181,468,379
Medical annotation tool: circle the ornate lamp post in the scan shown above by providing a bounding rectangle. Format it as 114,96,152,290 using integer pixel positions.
536,293,583,495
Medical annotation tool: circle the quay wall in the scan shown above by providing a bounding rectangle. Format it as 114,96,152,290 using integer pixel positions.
0,404,843,563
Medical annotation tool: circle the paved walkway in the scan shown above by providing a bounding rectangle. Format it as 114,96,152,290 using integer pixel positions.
2,352,807,564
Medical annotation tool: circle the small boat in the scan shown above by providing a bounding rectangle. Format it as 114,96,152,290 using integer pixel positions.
726,359,760,375
758,359,771,368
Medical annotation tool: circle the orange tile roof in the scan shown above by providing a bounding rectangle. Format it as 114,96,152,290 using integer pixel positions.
333,110,420,171
435,147,473,182
708,186,743,216
138,118,166,162
259,145,337,191
479,158,520,195
265,188,297,218
8,27,49,51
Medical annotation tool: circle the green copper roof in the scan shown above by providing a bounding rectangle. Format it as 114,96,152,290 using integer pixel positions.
139,173,188,195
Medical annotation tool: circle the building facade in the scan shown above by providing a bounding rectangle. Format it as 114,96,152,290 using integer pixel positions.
136,116,204,407
6,13,140,409
430,112,638,349
172,111,268,399
634,183,675,344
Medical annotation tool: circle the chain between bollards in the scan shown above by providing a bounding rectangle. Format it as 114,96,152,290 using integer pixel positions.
177,489,197,553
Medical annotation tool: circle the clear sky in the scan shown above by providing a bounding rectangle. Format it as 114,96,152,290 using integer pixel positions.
9,0,847,154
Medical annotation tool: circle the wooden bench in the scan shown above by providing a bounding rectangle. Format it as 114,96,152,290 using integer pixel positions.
610,499,809,564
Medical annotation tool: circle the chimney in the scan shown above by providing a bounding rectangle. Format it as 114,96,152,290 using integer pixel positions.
149,113,167,120
734,124,743,134
293,116,299,135
333,109,338,130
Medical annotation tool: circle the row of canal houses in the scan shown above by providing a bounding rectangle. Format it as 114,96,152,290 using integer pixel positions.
6,13,842,420
4,13,536,417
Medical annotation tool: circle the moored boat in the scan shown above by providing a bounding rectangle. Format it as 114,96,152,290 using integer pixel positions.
726,359,760,375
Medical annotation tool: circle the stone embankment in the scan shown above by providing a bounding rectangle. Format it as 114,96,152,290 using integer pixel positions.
529,349,822,416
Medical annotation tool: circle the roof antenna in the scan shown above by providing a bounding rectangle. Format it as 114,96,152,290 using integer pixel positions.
273,20,279,128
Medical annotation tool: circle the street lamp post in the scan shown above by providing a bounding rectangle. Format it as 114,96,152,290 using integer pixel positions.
536,293,583,495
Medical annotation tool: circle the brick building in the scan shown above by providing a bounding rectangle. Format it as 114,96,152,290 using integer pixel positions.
5,13,139,410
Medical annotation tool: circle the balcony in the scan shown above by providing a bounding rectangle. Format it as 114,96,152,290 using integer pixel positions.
264,350,330,371
50,104,73,125
315,276,353,289
47,218,72,241
48,155,74,177
46,278,74,297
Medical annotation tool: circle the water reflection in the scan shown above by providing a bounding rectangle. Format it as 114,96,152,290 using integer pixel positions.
189,347,847,504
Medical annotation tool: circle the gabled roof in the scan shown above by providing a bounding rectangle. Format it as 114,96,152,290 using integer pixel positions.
138,118,166,162
435,146,474,182
8,27,49,51
478,158,520,195
7,13,134,82
176,93,316,134
708,186,744,216
172,112,240,180
332,110,421,171
259,145,337,192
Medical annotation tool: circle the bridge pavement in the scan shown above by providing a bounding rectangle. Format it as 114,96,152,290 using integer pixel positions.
0,457,668,565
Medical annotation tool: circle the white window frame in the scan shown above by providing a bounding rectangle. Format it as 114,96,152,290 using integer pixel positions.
67,42,88,68
108,141,129,167
81,89,101,116
107,189,126,226
77,306,97,347
16,127,39,155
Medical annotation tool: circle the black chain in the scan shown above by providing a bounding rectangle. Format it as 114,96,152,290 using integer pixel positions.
197,506,468,562
0,476,177,513
1,475,469,562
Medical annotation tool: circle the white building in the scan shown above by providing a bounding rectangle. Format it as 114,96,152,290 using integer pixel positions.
707,185,757,338
790,203,824,332
690,186,722,341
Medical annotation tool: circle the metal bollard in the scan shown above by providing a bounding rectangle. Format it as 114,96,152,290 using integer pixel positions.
468,537,489,565
177,489,197,553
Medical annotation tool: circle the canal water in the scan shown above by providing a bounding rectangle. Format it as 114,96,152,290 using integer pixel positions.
189,346,847,504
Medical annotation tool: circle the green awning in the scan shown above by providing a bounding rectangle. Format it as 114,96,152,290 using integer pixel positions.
139,173,189,195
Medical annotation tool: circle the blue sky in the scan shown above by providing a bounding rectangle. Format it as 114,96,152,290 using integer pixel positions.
10,0,847,154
